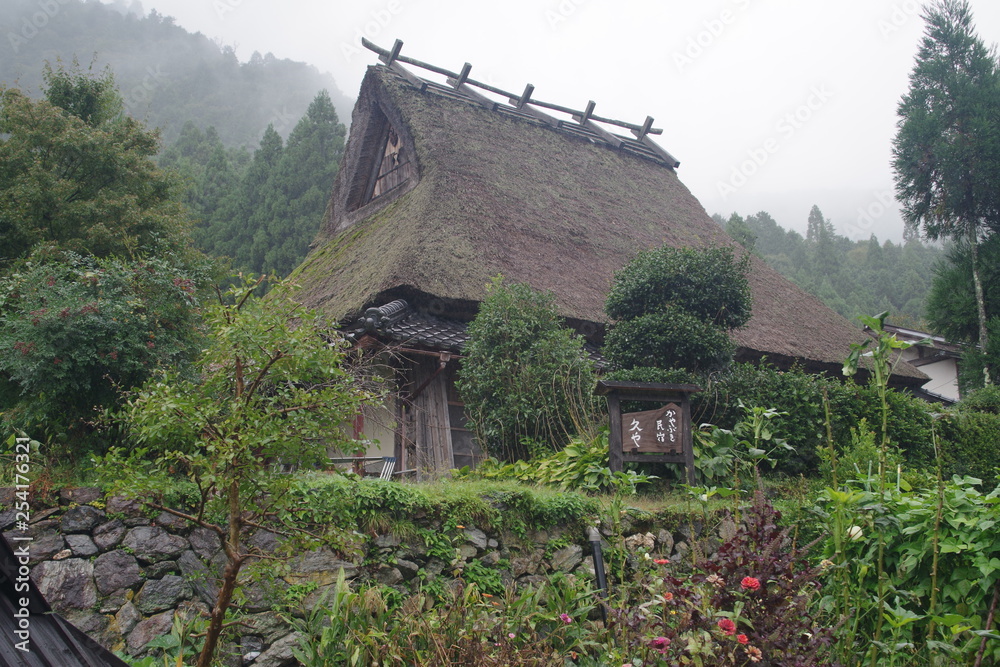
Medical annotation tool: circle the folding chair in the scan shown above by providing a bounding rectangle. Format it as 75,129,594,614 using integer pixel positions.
370,456,396,480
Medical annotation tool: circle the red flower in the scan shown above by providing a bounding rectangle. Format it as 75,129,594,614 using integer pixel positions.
649,636,671,654
13,341,35,355
717,618,736,635
741,576,761,591
737,634,749,645
663,591,674,601
654,558,670,565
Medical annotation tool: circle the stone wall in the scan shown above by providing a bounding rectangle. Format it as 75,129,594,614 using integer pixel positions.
0,486,716,667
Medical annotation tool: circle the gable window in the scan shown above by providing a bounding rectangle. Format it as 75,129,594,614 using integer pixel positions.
363,121,414,205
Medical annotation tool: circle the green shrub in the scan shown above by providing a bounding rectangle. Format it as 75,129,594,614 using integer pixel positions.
456,431,655,494
604,246,751,374
936,411,1000,481
819,418,905,487
0,250,207,451
956,384,1000,415
688,363,855,476
457,277,598,461
684,363,939,477
853,384,934,467
603,308,736,373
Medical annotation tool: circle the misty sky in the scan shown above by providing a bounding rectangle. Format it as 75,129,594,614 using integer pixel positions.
102,0,1000,242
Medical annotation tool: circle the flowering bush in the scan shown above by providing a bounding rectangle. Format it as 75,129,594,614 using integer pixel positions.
601,489,836,666
0,250,205,447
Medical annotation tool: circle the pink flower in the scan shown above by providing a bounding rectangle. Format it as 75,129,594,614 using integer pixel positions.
741,576,761,591
737,634,749,645
559,613,572,624
717,618,736,635
649,636,671,654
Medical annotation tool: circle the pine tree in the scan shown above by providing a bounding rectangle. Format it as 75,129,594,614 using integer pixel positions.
182,91,347,278
893,0,1000,382
262,91,345,277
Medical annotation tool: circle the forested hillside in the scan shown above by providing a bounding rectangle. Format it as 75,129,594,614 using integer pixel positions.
1,0,353,278
715,206,942,328
0,0,353,147
159,92,346,278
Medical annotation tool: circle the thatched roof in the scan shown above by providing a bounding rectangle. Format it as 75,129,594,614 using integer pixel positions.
293,60,926,386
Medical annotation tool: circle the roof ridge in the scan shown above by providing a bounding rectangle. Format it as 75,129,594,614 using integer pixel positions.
362,38,680,169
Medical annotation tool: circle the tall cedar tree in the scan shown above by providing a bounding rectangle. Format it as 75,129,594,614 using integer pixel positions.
927,237,1000,390
892,0,1000,383
176,91,346,278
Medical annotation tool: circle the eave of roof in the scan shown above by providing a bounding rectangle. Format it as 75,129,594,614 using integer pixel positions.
0,536,129,667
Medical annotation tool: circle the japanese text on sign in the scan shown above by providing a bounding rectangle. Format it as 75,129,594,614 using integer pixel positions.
620,403,683,453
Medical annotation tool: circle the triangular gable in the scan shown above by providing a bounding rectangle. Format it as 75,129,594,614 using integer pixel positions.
367,123,412,202
337,95,419,225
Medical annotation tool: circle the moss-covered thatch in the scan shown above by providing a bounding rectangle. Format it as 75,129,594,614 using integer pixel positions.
292,64,925,386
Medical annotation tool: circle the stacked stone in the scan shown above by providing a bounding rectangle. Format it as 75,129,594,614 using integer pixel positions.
1,486,715,666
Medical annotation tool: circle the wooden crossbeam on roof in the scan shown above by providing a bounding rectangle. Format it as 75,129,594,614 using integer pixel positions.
388,60,427,90
639,135,680,168
361,38,666,140
511,83,534,109
580,118,625,149
633,116,655,140
454,82,499,111
454,62,472,88
385,38,403,66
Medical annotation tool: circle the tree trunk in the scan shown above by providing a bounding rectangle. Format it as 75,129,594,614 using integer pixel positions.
197,554,243,667
970,230,992,385
197,479,244,667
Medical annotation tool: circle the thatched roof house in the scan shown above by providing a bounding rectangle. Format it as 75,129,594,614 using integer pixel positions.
292,41,925,472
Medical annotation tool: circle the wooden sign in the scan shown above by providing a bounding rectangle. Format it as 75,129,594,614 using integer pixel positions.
622,403,683,454
596,381,700,485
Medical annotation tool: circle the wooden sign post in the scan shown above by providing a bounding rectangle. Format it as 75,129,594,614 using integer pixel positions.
596,380,700,485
